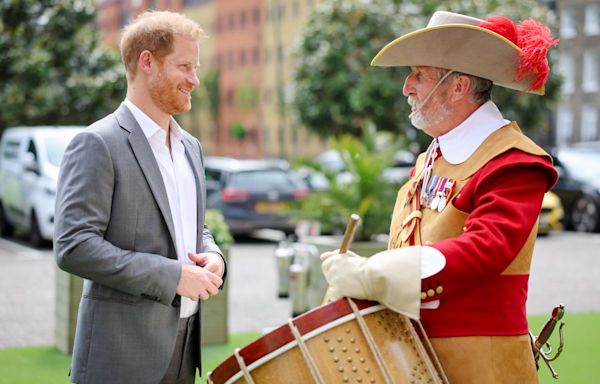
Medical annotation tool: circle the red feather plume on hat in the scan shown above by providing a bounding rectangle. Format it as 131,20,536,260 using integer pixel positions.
477,16,559,92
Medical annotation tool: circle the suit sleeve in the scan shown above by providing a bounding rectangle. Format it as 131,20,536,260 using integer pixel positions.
54,131,181,305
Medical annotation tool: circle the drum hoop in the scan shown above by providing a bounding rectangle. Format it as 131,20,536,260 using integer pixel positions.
220,303,386,384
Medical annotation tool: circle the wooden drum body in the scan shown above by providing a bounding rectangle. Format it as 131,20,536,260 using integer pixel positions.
208,298,445,384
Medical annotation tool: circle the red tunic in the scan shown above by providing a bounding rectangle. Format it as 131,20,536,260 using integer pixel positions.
420,149,557,337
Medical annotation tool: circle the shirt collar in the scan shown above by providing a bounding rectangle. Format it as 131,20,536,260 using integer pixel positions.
437,100,509,164
123,99,183,143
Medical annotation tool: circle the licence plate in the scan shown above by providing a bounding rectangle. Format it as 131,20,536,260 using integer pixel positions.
255,201,288,213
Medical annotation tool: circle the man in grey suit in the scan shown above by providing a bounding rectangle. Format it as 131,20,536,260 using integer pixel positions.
54,11,225,384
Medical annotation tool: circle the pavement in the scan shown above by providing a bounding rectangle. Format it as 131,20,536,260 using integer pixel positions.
1,231,600,349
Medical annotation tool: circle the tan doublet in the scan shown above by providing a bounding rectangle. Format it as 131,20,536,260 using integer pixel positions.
389,123,551,383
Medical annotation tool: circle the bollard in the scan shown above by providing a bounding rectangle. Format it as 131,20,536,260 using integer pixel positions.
289,263,308,317
274,244,295,298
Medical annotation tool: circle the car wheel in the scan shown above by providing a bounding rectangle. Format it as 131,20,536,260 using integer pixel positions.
0,202,14,237
571,195,599,233
29,211,44,247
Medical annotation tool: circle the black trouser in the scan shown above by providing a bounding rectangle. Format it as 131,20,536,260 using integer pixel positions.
160,313,199,384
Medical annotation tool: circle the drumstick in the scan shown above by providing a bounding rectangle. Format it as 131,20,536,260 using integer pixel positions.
321,214,361,305
339,214,360,253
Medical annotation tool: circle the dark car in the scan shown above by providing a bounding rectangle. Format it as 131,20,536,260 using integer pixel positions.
204,157,310,235
551,142,600,232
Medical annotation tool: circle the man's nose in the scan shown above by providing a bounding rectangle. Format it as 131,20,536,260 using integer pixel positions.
402,75,414,97
189,71,200,88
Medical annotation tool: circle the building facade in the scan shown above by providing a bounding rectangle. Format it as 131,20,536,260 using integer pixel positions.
96,0,326,159
556,0,600,145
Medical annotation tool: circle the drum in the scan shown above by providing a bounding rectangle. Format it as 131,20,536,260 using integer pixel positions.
208,298,447,384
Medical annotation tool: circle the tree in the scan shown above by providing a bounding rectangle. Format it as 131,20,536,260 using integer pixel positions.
293,0,412,139
293,0,560,148
0,0,125,132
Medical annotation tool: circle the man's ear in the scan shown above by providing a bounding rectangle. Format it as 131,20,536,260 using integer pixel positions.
138,50,153,75
450,75,471,102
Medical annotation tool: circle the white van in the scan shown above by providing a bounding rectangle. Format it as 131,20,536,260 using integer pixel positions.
0,126,84,246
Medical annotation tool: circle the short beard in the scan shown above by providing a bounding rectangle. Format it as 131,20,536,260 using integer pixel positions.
408,95,453,131
149,65,190,116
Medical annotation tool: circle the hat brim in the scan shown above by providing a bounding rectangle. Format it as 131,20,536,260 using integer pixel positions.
371,24,543,95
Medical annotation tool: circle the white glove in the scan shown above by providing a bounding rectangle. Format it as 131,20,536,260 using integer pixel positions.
321,247,422,319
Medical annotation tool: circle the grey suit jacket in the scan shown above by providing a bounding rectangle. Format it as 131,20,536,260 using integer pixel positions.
54,104,224,384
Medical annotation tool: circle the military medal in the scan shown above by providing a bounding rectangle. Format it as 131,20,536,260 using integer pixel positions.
429,176,443,210
437,179,456,212
425,175,439,208
437,194,447,211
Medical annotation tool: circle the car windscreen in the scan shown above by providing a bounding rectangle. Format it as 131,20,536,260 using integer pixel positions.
44,134,78,167
229,169,303,191
559,149,600,181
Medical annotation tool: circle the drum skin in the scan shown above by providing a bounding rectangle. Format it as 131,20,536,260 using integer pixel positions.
208,298,445,384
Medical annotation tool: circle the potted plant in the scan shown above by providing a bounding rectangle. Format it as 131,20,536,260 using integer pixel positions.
295,124,402,242
203,209,234,345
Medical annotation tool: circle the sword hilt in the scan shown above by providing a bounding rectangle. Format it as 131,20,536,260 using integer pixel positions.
531,304,566,379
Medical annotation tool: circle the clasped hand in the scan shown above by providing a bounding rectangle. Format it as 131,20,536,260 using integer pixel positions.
176,252,224,301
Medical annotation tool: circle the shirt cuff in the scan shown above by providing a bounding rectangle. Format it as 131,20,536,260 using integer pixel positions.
421,246,446,278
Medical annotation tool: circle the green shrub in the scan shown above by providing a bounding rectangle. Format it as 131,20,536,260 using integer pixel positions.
205,209,234,247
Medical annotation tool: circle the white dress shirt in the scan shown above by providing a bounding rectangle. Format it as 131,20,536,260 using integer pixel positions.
123,99,199,318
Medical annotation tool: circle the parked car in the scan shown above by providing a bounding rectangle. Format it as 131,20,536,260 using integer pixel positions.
550,142,600,232
0,126,85,245
315,148,415,185
538,191,564,236
204,157,310,236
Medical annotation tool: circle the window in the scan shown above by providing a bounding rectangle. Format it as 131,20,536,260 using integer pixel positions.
581,104,598,141
253,7,261,25
183,0,211,6
556,107,574,145
585,4,600,35
559,53,576,94
228,50,234,68
228,13,234,30
26,140,38,163
253,47,260,65
583,51,599,92
1,139,20,160
226,89,235,106
240,10,247,29
560,7,577,39
239,49,246,66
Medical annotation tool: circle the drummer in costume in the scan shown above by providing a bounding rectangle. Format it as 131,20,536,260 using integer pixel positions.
321,11,559,383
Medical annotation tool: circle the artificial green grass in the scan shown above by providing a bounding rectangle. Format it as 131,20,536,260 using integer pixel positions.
0,313,597,383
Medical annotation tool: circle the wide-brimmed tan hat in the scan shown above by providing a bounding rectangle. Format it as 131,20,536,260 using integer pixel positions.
371,11,558,95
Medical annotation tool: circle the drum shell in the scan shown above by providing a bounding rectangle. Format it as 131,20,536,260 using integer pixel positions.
208,298,445,384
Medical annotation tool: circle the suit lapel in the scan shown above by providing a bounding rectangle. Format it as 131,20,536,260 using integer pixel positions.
182,137,205,252
115,105,178,254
